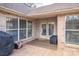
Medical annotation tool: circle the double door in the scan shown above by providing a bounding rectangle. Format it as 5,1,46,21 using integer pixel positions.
40,22,55,39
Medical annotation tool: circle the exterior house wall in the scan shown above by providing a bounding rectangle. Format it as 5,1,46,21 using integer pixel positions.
0,14,6,32
57,13,79,47
33,17,57,40
1,10,79,47
32,19,40,39
57,15,65,44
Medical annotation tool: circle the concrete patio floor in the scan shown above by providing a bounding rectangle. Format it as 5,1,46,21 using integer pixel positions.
10,39,79,56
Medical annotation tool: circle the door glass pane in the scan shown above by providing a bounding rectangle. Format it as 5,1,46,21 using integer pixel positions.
66,31,79,45
42,24,46,35
20,29,26,39
49,24,54,35
7,30,18,41
6,18,18,29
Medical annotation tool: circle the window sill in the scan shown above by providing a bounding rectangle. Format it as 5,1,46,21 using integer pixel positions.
15,37,32,43
65,43,79,49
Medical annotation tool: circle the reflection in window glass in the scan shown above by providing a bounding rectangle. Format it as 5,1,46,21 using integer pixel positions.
6,18,32,41
66,16,79,29
49,24,54,35
19,20,26,39
28,21,32,28
6,17,18,41
7,30,18,41
66,31,79,45
6,18,18,29
28,28,32,37
28,21,32,37
20,20,26,29
42,24,46,35
66,16,79,45
20,30,26,39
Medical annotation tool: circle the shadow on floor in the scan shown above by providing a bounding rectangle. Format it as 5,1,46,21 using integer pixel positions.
26,39,58,50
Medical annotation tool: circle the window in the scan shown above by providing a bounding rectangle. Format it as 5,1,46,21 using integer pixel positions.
6,17,32,42
66,16,79,45
41,23,54,36
6,30,18,41
6,18,18,29
20,20,26,29
19,20,26,39
48,24,54,35
6,17,18,41
42,24,47,35
20,30,26,39
28,21,32,37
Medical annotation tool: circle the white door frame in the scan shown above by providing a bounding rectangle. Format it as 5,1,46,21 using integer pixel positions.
48,22,55,37
40,22,48,38
40,22,55,39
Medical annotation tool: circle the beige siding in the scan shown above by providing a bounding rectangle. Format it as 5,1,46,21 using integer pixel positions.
0,14,6,32
57,15,65,44
32,19,40,39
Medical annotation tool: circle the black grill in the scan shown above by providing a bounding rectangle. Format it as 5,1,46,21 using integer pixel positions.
50,35,58,45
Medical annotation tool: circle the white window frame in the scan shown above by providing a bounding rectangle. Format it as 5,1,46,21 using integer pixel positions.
48,22,55,36
6,17,19,42
40,22,55,39
65,16,79,45
6,17,32,43
40,23,48,39
19,19,27,40
18,18,20,41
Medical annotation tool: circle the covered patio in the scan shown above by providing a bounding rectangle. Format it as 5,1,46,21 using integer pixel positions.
11,39,79,56
32,16,57,40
